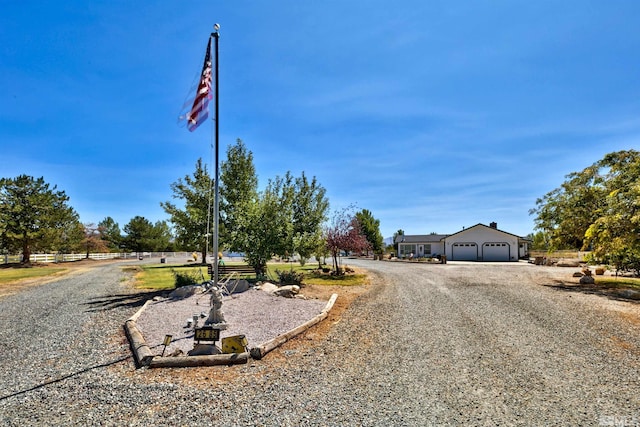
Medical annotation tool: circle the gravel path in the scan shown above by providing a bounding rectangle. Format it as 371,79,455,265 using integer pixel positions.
1,259,639,426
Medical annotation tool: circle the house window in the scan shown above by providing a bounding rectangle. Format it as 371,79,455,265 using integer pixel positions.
399,244,416,258
424,244,431,254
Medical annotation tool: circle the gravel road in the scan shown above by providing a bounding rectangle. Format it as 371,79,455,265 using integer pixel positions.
1,259,639,426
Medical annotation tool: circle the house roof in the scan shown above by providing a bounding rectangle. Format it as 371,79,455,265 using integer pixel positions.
395,224,530,243
444,223,525,240
394,234,448,244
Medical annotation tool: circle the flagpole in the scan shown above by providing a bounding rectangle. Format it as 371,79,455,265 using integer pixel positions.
212,24,220,287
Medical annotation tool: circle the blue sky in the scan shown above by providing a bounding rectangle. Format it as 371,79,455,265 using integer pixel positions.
2,1,639,240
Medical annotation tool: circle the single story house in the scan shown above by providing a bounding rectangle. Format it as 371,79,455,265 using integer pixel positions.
395,222,530,262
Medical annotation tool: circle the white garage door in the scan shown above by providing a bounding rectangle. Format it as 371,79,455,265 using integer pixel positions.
482,242,510,261
451,243,478,261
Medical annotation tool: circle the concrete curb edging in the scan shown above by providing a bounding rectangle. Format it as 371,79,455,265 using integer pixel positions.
123,292,338,368
250,293,338,360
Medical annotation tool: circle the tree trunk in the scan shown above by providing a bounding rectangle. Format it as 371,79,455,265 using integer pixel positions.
254,263,266,276
22,235,31,265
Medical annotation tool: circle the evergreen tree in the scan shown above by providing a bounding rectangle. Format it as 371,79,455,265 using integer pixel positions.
355,209,384,255
0,175,78,264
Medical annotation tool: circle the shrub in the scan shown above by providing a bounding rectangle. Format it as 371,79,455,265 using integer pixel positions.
172,269,201,288
276,269,305,286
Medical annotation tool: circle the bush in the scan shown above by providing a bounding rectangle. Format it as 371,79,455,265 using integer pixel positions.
172,269,201,288
276,269,305,286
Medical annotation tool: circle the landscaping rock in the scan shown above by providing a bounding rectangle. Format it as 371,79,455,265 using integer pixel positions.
187,344,220,356
169,285,204,299
579,275,595,284
617,289,640,300
274,285,300,298
257,282,278,293
557,259,581,267
223,279,250,294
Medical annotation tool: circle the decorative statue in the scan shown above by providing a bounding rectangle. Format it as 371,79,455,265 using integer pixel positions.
205,286,227,329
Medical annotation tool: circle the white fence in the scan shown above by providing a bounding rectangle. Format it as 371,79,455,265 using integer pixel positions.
1,252,194,264
1,252,245,264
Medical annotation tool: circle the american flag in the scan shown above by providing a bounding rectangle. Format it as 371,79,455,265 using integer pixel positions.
187,37,213,132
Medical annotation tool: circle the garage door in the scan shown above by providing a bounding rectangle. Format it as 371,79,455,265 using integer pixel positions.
451,243,478,261
482,242,510,261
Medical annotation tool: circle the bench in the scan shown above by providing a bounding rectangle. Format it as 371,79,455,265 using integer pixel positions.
207,263,255,279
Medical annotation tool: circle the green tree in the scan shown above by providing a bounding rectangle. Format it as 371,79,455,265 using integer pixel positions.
530,163,607,250
220,139,259,254
229,173,294,274
0,175,79,264
582,150,640,273
291,173,329,265
123,216,156,254
161,158,214,262
531,149,640,274
149,220,174,252
50,219,85,255
219,138,332,273
240,184,283,275
527,231,551,251
99,217,122,251
355,209,384,255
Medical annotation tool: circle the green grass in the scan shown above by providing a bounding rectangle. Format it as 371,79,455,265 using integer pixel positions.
595,276,640,290
132,261,369,289
0,266,68,284
266,262,368,286
130,264,209,290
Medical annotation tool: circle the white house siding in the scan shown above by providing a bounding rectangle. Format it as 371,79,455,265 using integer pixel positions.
444,225,519,262
429,242,445,257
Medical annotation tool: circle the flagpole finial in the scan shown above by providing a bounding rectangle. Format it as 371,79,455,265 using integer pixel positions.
214,23,220,33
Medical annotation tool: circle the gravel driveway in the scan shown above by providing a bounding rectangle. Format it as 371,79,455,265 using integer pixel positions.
1,259,639,426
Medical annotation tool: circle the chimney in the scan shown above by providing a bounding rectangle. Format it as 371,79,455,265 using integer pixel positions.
489,222,497,229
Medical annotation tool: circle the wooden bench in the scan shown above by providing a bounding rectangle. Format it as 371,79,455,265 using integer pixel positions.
207,263,255,279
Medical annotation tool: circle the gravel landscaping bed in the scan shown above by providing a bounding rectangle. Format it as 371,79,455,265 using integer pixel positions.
1,259,639,426
134,287,328,356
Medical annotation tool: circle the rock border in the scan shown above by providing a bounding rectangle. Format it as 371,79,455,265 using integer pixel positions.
123,293,338,368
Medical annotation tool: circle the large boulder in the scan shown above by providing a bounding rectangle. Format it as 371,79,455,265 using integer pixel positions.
617,289,640,300
579,275,595,285
557,259,581,267
257,282,279,293
187,344,220,356
274,285,300,298
169,285,204,299
223,279,250,294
